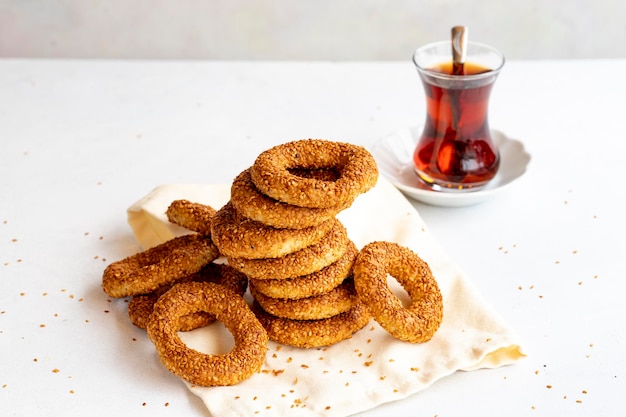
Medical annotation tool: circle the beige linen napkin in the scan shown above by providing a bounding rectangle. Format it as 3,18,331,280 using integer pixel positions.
127,177,525,417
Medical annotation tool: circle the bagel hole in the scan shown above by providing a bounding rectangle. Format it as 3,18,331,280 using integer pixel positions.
387,274,412,308
178,321,235,355
288,167,341,181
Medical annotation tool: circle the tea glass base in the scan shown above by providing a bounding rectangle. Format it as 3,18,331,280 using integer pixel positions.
414,169,492,193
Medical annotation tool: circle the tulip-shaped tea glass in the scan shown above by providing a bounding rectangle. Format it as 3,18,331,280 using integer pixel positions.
412,41,505,191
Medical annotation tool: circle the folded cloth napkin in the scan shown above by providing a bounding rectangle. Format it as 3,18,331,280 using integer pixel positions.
127,177,525,417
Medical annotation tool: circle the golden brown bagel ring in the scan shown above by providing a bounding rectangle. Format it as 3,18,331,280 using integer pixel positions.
249,139,378,208
102,233,219,298
147,281,268,386
166,199,216,235
252,300,370,348
249,241,357,299
353,241,443,343
227,219,349,280
250,278,358,320
230,168,349,229
210,202,335,259
128,263,248,331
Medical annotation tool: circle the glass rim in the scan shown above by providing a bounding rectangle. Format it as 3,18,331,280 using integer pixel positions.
412,40,505,81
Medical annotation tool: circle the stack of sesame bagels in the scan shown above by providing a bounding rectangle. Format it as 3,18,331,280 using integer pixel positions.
211,139,379,348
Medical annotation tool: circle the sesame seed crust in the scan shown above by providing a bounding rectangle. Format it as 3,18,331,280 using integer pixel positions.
227,219,349,280
253,300,371,348
165,199,216,235
249,139,378,209
353,241,443,343
250,278,359,321
211,201,335,259
147,281,268,387
231,168,351,229
102,233,220,298
249,241,357,299
128,263,248,331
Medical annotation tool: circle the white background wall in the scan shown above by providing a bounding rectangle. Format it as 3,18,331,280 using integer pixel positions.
1,0,624,60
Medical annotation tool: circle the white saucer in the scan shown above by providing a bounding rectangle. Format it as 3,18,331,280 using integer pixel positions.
370,127,531,207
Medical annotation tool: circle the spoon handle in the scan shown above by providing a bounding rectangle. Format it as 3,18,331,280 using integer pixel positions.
451,26,468,75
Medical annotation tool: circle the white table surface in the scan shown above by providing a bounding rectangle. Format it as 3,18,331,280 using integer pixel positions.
1,58,624,417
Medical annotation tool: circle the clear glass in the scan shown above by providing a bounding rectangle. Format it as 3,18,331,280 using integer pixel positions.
412,41,505,191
